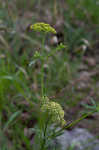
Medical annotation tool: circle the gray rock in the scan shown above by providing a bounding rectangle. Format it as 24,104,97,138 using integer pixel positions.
56,128,99,150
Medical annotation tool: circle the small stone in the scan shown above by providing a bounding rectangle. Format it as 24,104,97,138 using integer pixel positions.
84,57,96,67
55,128,99,150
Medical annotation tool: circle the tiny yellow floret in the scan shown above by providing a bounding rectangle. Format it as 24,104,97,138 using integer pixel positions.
30,22,56,34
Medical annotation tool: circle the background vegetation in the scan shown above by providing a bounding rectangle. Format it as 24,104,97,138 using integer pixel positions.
0,0,99,149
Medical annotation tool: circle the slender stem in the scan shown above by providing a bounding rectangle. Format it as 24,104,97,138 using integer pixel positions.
41,58,44,97
41,35,46,97
38,0,40,6
40,117,50,150
64,110,96,129
53,0,57,23
40,123,47,150
54,0,57,16
50,110,96,138
0,113,1,129
6,0,13,22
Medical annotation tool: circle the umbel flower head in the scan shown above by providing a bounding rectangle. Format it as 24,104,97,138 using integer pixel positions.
41,96,66,126
30,22,56,34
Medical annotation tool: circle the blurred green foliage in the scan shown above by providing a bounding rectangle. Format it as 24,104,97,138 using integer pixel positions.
0,0,99,149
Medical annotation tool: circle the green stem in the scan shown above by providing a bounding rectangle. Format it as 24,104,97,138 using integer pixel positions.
64,110,96,129
41,35,46,97
6,0,13,23
50,110,96,138
40,121,48,150
41,58,44,97
40,115,51,150
54,0,57,16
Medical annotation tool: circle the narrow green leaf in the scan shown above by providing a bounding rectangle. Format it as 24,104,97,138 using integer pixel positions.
3,111,21,131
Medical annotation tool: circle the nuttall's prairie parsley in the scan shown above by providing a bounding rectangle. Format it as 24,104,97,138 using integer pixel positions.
30,22,56,34
31,23,56,97
41,96,66,126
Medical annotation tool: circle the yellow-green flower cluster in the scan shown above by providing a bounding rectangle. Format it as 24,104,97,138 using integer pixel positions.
41,96,66,126
30,22,56,34
34,51,40,58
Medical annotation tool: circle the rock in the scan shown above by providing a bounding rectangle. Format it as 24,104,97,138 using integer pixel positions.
55,128,99,150
79,71,91,81
75,71,91,91
78,64,88,71
77,81,90,91
84,57,96,67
